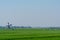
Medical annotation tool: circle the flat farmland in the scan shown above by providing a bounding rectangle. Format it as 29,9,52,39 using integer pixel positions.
0,28,60,40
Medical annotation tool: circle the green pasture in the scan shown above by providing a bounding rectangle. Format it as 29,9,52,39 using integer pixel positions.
0,28,60,40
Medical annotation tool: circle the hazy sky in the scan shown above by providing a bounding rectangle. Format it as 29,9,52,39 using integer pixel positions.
0,0,60,27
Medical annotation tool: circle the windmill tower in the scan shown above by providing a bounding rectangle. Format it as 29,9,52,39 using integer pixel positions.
7,22,10,29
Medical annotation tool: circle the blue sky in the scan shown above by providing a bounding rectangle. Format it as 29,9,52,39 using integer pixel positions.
0,0,60,27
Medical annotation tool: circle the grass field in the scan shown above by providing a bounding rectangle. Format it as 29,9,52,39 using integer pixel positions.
0,28,60,40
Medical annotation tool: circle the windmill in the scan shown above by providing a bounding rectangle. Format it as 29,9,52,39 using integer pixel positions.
7,22,12,29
